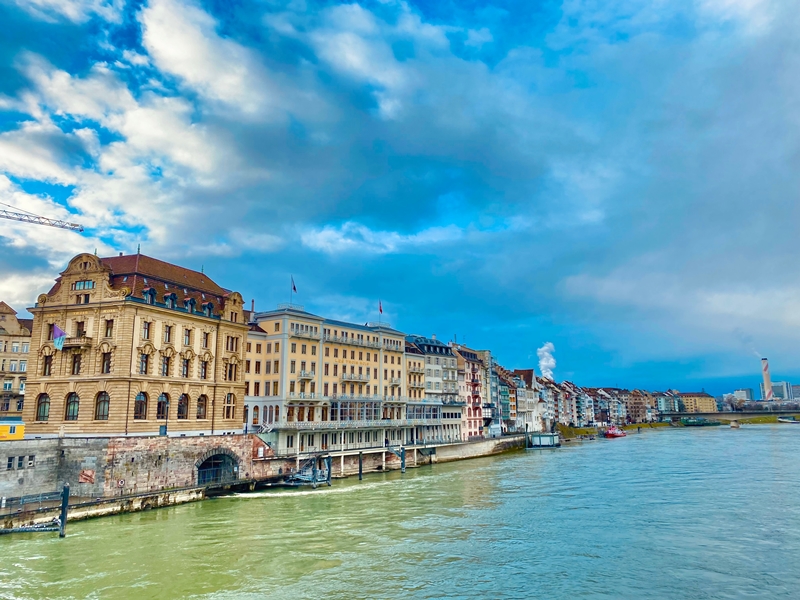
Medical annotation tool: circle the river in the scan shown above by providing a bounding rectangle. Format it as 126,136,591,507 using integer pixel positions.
2,425,799,599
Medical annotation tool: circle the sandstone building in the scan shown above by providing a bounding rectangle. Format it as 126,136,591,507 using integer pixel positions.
0,302,32,419
22,252,247,437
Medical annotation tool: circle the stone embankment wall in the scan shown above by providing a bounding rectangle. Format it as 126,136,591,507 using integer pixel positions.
0,434,275,499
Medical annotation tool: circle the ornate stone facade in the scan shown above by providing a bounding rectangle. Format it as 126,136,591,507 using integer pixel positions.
22,252,247,437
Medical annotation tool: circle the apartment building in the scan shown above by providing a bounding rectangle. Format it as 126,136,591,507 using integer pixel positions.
243,305,454,459
451,344,485,440
0,302,31,418
22,252,247,437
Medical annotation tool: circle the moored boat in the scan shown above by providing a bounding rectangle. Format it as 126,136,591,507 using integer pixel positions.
603,426,627,438
680,417,722,427
730,420,740,429
777,417,800,424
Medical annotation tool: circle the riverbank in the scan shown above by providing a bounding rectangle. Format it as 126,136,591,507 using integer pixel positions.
2,435,525,530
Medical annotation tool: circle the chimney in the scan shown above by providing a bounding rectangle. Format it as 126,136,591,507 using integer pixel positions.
251,299,255,312
119,252,123,256
762,358,773,401
431,334,436,340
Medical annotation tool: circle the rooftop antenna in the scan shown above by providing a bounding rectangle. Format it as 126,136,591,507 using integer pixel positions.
137,244,141,254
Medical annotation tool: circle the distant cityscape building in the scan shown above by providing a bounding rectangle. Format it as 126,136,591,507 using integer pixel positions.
733,388,753,401
677,392,717,413
760,381,792,401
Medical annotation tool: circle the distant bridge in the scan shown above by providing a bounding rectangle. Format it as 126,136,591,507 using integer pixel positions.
661,410,800,421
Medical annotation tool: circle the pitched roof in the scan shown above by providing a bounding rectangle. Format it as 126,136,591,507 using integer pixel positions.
100,254,229,296
0,301,17,315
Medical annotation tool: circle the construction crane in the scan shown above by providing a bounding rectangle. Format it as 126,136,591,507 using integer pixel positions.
0,204,84,232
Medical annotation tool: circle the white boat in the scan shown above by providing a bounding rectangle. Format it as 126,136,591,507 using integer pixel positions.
777,417,800,424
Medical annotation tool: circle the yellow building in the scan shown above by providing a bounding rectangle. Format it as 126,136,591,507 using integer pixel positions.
0,417,24,441
0,302,32,419
22,252,247,438
243,304,456,462
679,392,718,413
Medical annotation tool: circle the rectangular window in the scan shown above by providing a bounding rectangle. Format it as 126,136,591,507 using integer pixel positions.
334,348,338,358
142,322,151,340
333,364,338,376
245,381,250,395
182,359,190,378
256,343,262,353
202,332,210,348
324,383,329,396
291,343,297,353
164,325,172,343
105,319,114,337
9,361,16,372
287,435,294,448
265,361,271,374
140,354,149,374
75,321,85,337
255,361,261,374
274,360,279,373
200,361,208,380
311,346,316,356
12,342,19,353
266,343,272,353
254,382,260,396
273,381,279,396
6,457,13,470
324,363,329,376
246,360,251,374
22,342,29,353
162,356,170,376
101,352,111,374
325,347,330,357
71,354,81,375
43,355,52,376
247,342,252,352
18,456,24,469
28,455,35,468
48,323,55,340
290,360,296,374
301,344,307,354
184,329,192,346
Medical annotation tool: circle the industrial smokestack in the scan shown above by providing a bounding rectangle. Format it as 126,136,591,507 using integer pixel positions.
762,358,773,401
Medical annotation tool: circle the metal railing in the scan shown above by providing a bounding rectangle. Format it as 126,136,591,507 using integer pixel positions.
298,370,315,379
322,334,381,349
283,418,443,430
341,372,370,382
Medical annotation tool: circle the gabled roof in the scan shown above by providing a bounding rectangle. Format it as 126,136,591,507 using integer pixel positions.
0,301,17,315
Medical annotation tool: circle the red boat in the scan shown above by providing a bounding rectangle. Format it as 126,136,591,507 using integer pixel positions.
603,426,627,438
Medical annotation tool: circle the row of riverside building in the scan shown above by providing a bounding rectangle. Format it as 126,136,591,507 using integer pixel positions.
0,252,717,447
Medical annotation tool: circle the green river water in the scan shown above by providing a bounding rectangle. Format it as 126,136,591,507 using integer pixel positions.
2,425,799,599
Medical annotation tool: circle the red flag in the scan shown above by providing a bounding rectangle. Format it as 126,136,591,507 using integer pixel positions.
379,300,383,315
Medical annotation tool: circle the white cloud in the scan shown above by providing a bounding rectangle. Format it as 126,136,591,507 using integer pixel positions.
0,273,57,311
465,27,493,48
301,221,463,254
12,0,123,23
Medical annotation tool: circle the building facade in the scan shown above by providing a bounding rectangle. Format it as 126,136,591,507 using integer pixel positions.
22,253,247,438
678,392,718,413
0,302,31,419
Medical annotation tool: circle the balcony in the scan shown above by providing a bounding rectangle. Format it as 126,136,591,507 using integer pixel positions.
408,365,424,374
287,392,322,400
389,378,402,386
291,329,320,340
282,417,442,430
323,334,380,349
341,372,370,382
298,370,315,380
62,336,92,349
409,380,425,389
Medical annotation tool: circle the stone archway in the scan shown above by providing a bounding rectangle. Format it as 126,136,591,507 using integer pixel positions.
195,447,240,485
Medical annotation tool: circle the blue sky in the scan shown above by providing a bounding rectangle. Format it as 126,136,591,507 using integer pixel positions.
0,0,798,395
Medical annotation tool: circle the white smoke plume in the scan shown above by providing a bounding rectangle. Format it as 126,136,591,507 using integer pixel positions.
537,342,556,380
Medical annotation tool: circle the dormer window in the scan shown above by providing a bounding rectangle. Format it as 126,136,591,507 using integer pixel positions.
143,288,156,305
165,294,177,309
70,280,95,291
184,298,196,312
203,303,213,317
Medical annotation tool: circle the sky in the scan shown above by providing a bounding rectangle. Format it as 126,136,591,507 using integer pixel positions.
0,0,798,396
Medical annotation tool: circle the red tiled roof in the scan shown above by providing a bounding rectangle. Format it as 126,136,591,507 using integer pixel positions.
100,254,229,295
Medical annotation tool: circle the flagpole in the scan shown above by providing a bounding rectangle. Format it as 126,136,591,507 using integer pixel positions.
290,276,292,306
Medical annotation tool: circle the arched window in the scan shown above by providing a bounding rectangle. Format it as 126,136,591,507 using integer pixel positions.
36,394,50,421
134,392,148,420
196,394,208,419
252,405,259,425
94,392,110,421
157,393,170,420
177,394,189,419
243,406,249,424
224,393,235,419
268,405,274,423
65,393,80,421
